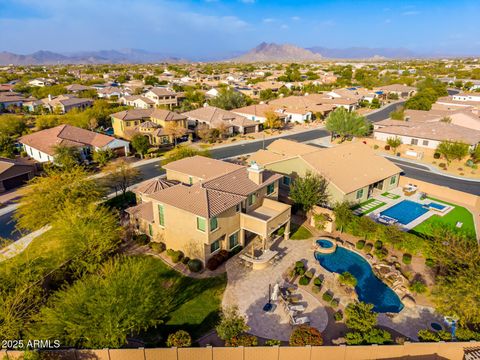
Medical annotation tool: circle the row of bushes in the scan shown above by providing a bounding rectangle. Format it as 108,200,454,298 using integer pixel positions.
356,239,415,264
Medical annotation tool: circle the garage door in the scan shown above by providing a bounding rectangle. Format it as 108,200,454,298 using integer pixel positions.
2,173,30,191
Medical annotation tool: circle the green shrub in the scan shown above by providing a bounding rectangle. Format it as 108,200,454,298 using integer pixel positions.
356,240,365,250
313,277,323,286
433,152,441,159
304,270,314,279
330,298,339,307
169,250,184,263
373,144,379,150
374,240,383,250
418,329,439,342
299,276,310,286
166,249,175,256
322,292,333,302
334,311,343,321
133,233,149,245
187,258,203,272
149,242,166,253
425,258,435,267
402,253,412,265
265,339,281,346
339,272,357,287
181,256,190,265
166,330,192,347
296,267,306,276
374,248,388,260
409,280,427,294
456,327,480,341
206,257,221,271
295,261,305,269
364,243,373,253
312,285,321,294
437,330,452,341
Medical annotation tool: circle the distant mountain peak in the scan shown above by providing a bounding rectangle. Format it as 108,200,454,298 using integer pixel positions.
232,42,323,62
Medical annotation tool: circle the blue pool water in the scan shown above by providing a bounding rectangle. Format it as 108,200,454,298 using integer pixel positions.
380,200,428,225
315,242,404,313
317,239,334,248
427,202,446,210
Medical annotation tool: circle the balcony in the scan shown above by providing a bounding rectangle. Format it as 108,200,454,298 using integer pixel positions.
240,198,291,239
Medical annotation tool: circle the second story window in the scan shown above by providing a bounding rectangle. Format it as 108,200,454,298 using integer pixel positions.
210,217,218,231
267,183,275,195
197,217,206,232
158,204,165,226
248,193,257,206
282,176,291,186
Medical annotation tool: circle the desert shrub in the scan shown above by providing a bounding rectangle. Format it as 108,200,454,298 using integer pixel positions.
312,285,321,294
364,243,373,253
384,145,391,151
289,325,323,346
313,277,323,286
322,291,333,302
425,258,435,267
356,240,365,250
133,233,149,245
226,334,258,347
304,270,314,279
417,329,439,342
166,330,192,347
437,330,452,341
456,327,480,341
334,311,343,321
166,249,175,256
339,272,357,287
206,256,221,271
409,280,427,294
295,261,305,270
299,276,310,286
402,253,412,264
187,258,203,272
330,299,339,307
433,152,441,159
265,339,281,346
181,256,190,265
439,163,446,168
374,240,383,250
373,144,379,150
170,250,184,263
149,242,166,253
374,248,388,260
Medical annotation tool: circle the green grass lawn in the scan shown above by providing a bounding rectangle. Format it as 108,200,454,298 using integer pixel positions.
412,197,476,239
290,224,313,240
381,191,401,200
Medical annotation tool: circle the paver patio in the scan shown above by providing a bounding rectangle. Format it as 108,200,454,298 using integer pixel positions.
223,238,328,341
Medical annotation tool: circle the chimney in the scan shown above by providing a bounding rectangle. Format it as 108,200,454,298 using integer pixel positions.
247,161,264,185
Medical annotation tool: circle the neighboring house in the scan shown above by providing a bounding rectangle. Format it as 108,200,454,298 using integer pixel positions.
144,87,179,108
373,121,480,151
20,124,130,163
205,88,220,98
376,84,417,98
0,92,26,110
183,106,260,135
0,157,36,193
111,108,188,146
65,84,93,93
249,139,402,205
120,95,155,109
436,96,480,111
28,78,54,87
23,95,93,114
232,104,288,123
126,156,291,264
452,92,480,102
267,95,336,121
97,86,125,99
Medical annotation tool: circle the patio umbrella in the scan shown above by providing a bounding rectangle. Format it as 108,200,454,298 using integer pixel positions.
271,283,279,302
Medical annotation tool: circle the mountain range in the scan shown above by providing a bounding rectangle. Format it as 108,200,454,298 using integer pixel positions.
0,43,467,65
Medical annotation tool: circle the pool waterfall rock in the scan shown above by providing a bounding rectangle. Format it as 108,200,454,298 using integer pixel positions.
314,239,404,313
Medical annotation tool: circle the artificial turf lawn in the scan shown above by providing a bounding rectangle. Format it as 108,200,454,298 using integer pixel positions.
412,197,476,238
290,224,313,240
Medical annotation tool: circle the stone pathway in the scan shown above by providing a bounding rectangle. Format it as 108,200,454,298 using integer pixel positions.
223,238,328,341
381,192,401,200
353,199,385,215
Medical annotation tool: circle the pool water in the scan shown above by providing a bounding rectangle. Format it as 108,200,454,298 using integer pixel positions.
427,202,446,210
317,239,334,248
380,200,428,225
315,242,404,313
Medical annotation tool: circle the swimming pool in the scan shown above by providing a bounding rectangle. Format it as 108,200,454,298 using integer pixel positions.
315,241,404,313
380,200,428,225
317,239,334,248
426,202,446,211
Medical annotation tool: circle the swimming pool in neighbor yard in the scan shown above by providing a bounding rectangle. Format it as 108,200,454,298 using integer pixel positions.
314,241,404,313
380,200,429,225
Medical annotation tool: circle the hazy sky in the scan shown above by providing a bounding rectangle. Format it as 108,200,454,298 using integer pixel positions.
1,0,480,58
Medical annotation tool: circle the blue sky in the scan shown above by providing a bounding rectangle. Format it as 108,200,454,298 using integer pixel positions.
1,0,480,59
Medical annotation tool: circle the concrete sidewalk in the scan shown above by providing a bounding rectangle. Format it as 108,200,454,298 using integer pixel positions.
0,225,51,262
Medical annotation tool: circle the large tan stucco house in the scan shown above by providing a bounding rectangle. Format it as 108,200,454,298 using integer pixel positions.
126,156,291,264
111,108,188,146
249,139,402,205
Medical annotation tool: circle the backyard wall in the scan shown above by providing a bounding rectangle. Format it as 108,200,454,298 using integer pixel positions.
3,342,480,360
399,176,480,239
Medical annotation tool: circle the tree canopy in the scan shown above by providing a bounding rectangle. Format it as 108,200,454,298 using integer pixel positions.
162,145,211,165
325,108,370,141
436,141,469,165
209,88,248,110
289,171,329,213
